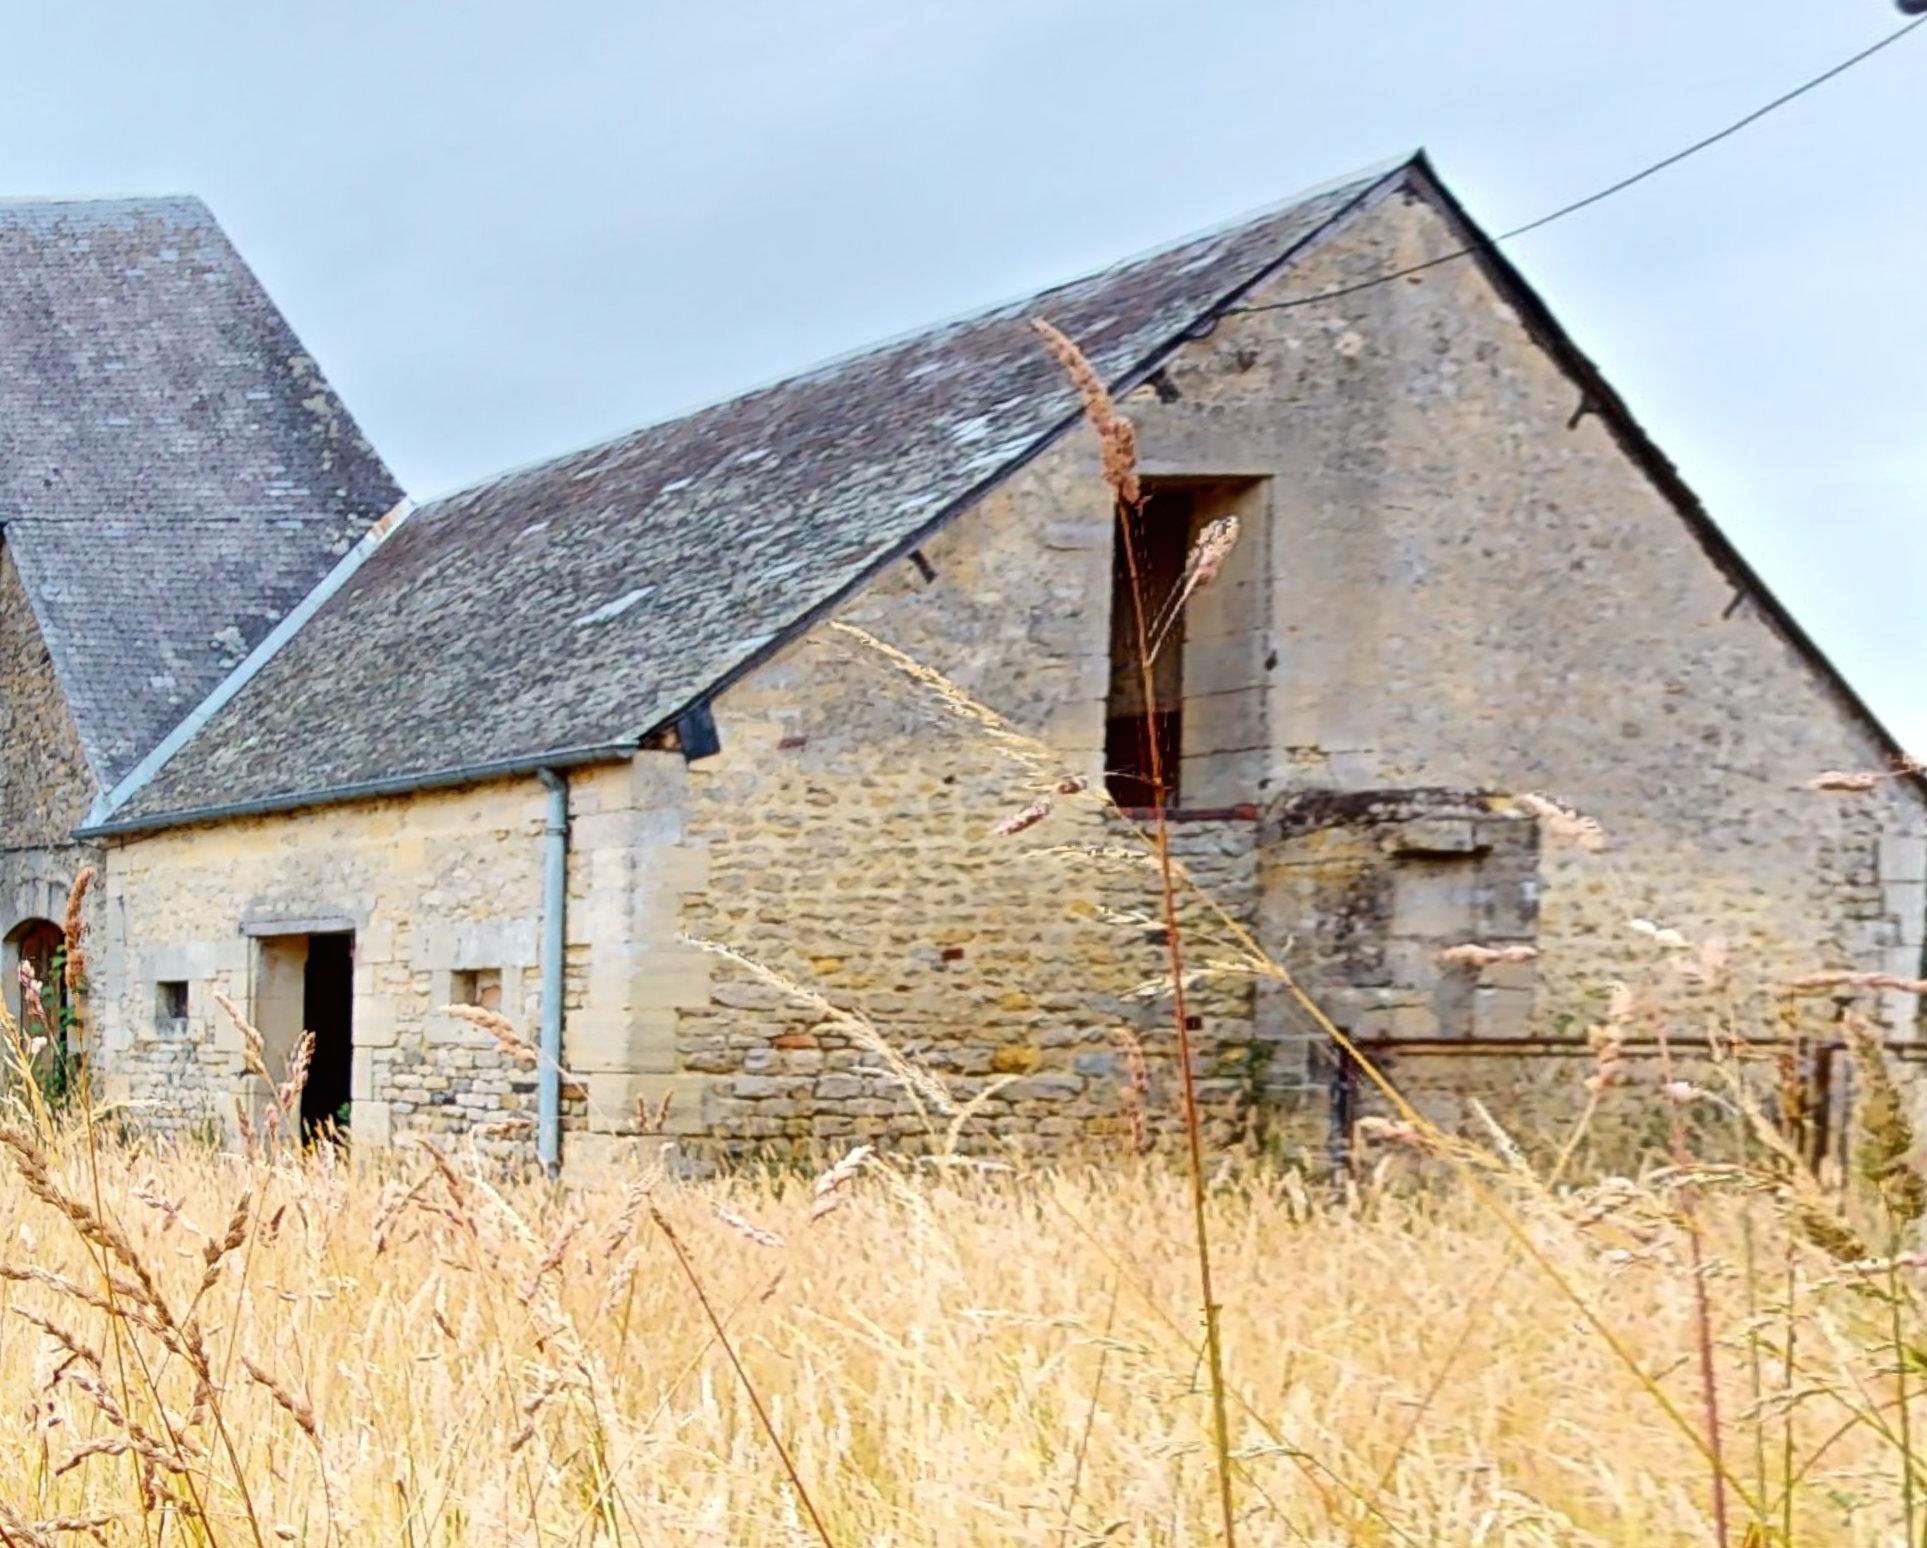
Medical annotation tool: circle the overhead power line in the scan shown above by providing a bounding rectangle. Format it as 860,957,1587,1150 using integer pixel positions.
1229,16,1926,316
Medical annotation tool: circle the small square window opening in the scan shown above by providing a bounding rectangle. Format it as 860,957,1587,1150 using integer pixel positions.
452,968,503,1011
156,981,189,1029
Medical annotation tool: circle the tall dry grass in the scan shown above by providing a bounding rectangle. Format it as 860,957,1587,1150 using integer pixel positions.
4,1124,1927,1544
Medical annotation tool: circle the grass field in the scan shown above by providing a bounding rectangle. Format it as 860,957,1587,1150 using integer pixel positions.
0,1100,1921,1547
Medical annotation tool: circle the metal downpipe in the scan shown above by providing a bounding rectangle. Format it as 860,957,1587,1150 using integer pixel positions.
535,767,569,1177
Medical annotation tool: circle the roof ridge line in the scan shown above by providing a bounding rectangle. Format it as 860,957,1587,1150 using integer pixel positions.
413,152,1420,514
81,495,417,830
0,193,204,206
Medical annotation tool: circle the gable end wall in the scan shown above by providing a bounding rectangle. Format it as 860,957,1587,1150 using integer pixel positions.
670,182,1925,1150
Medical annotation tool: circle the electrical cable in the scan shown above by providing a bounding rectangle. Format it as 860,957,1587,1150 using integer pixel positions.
1229,16,1926,316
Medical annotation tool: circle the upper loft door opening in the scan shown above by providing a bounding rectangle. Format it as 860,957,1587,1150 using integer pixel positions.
1104,479,1265,810
1105,488,1194,809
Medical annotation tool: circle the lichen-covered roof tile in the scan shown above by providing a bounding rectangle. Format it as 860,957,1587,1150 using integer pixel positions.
113,163,1402,824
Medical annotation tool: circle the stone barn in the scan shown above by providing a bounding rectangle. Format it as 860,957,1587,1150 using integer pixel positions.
4,154,1921,1166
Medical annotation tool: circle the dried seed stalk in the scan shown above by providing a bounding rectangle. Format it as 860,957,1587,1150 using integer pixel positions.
439,1003,540,1065
212,992,275,1088
61,866,94,999
1844,1013,1927,1225
241,1356,317,1440
1438,943,1539,968
1515,792,1607,853
1032,318,1139,509
1034,317,1238,1548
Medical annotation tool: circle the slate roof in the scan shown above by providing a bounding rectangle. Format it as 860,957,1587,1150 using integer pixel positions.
103,160,1405,828
0,196,401,784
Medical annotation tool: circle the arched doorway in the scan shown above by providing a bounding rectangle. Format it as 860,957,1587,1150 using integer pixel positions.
4,919,72,1094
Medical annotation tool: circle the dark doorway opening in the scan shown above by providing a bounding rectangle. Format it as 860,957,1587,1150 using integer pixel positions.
1105,488,1194,808
300,933,355,1137
8,919,72,1089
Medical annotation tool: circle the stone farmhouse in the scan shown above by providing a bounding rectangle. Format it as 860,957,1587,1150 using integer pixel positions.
2,154,1920,1167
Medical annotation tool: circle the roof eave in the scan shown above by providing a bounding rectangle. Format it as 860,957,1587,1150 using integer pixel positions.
75,738,640,840
77,497,418,833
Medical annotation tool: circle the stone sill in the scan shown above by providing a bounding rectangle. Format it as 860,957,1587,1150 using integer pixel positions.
1114,805,1259,823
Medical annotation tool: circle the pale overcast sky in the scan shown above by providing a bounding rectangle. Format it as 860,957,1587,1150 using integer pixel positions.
5,3,1923,747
